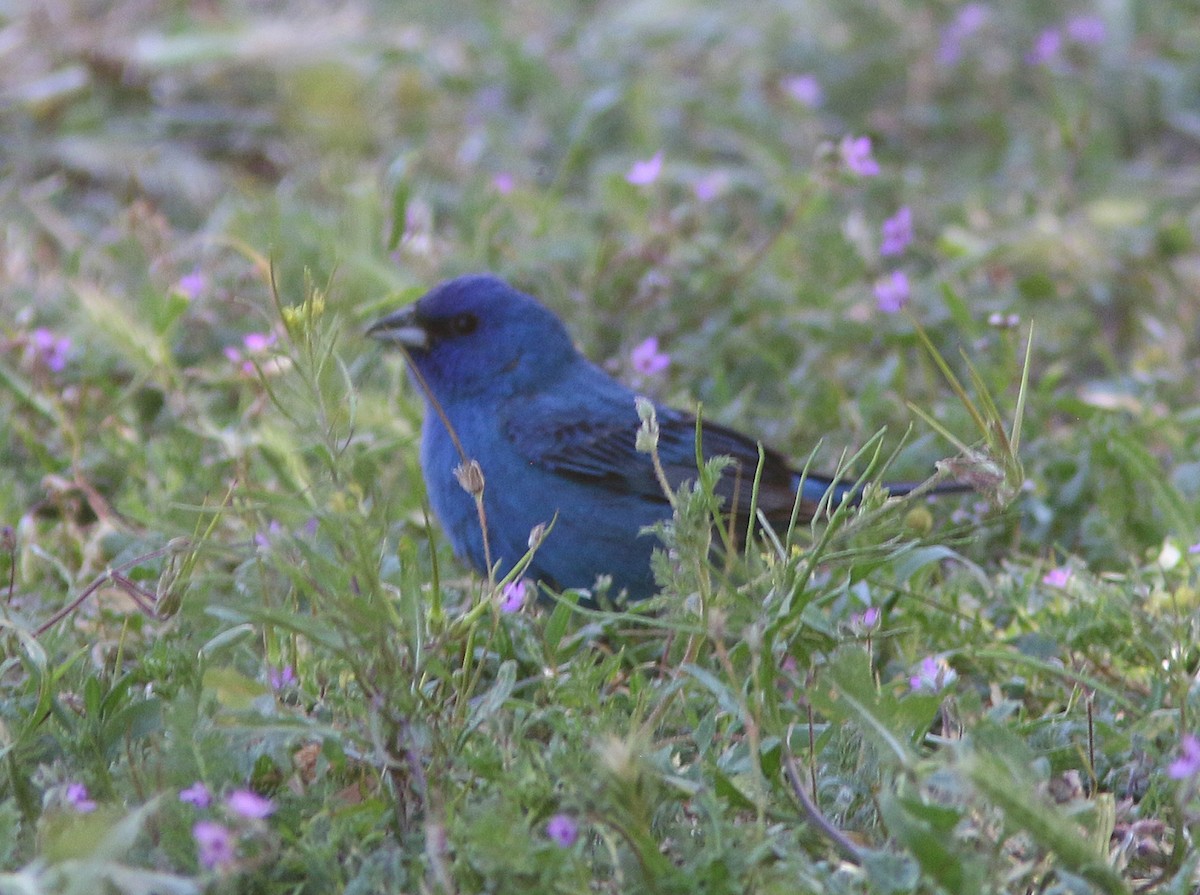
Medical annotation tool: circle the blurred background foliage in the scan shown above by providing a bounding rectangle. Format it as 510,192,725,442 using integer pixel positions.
3,0,1199,564
3,0,1200,890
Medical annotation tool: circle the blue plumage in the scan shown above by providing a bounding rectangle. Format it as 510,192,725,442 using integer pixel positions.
368,275,956,601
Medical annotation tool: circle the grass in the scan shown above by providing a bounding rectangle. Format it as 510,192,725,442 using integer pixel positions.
3,0,1200,891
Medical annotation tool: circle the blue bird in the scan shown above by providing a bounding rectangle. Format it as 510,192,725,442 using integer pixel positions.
368,274,965,602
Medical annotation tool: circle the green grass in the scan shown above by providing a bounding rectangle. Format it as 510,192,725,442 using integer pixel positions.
3,0,1200,891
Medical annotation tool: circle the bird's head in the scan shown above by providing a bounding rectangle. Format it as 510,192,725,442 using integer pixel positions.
367,275,579,401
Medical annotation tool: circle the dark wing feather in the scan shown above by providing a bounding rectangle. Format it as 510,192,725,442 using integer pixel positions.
504,402,821,527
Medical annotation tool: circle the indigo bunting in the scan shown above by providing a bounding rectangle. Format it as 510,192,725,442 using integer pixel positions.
368,274,965,602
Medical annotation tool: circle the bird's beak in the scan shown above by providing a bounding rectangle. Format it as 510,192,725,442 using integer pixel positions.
366,305,429,350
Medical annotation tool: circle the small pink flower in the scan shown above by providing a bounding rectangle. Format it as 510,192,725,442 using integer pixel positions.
226,789,275,819
873,271,910,313
839,135,880,177
268,665,295,690
692,170,730,202
909,656,956,693
546,813,579,847
781,74,822,108
1027,28,1062,66
254,520,284,549
175,268,207,300
937,4,988,65
28,328,71,372
880,206,914,257
626,151,663,186
226,332,274,375
193,820,235,871
498,579,530,613
1065,15,1106,45
491,173,515,194
65,782,96,813
1168,734,1200,780
630,337,670,376
242,332,276,353
1042,566,1071,588
851,606,881,632
987,312,1021,329
180,782,212,808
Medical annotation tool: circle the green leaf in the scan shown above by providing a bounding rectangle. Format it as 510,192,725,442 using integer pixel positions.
880,791,977,892
681,663,743,720
542,589,579,663
961,725,1130,895
712,766,757,812
465,660,516,735
861,847,920,894
202,667,268,711
807,648,916,771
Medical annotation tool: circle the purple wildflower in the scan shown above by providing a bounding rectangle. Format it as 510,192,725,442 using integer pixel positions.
692,170,730,202
937,4,989,65
28,329,71,372
873,271,910,314
175,268,207,301
1065,15,1106,45
268,665,295,690
1189,541,1200,555
242,332,276,353
193,820,235,871
1042,566,1071,588
546,814,579,847
180,782,212,808
1168,734,1200,780
491,173,515,194
880,206,914,257
254,520,284,549
65,782,96,813
498,579,530,613
626,152,663,186
781,74,822,108
630,336,670,376
851,606,881,633
1027,28,1063,66
226,331,276,375
839,135,880,177
226,789,275,819
909,656,957,693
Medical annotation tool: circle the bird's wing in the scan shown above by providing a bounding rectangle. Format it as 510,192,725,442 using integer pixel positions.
504,394,817,523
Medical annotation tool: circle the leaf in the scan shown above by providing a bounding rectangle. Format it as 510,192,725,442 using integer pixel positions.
880,791,977,892
465,660,516,735
960,725,1130,895
712,766,757,812
542,589,579,663
680,664,743,720
202,667,268,711
807,648,916,771
890,545,960,585
861,847,920,894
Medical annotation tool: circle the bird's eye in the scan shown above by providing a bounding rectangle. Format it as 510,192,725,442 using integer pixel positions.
452,313,478,335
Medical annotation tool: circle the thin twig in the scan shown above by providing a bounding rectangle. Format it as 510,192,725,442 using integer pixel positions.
783,723,863,865
35,542,185,637
395,347,494,585
2,525,15,604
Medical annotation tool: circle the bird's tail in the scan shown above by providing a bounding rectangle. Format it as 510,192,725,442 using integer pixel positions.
796,473,972,509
